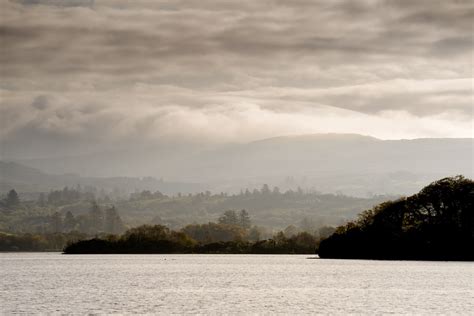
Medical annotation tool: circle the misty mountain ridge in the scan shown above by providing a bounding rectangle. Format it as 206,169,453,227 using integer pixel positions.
0,161,204,196
3,133,473,197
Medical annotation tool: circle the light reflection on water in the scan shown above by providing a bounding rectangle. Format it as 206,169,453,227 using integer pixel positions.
1,253,472,314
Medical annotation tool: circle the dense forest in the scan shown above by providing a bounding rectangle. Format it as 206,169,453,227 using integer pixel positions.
63,176,473,257
3,176,471,256
1,208,334,252
121,186,388,229
0,188,125,235
0,184,387,237
318,176,473,260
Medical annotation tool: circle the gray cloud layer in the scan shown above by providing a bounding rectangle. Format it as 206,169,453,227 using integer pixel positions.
1,0,473,158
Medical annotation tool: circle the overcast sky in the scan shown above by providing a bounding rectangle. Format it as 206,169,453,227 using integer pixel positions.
1,0,473,159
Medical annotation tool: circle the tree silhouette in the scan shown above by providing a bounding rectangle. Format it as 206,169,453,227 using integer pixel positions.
218,210,239,226
63,211,76,232
104,205,125,234
88,201,103,234
238,209,251,229
5,189,20,207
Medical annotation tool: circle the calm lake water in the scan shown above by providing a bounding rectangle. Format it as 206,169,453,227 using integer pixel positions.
0,253,472,314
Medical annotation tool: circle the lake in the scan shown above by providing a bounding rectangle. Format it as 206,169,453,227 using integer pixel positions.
0,253,472,314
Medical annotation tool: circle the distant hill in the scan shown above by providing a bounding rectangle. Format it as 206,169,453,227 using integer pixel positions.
197,134,472,178
0,161,62,192
0,161,204,196
9,134,474,196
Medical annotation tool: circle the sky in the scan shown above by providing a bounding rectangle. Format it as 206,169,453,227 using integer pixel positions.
0,0,473,159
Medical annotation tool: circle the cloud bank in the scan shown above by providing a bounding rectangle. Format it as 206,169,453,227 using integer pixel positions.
1,0,472,158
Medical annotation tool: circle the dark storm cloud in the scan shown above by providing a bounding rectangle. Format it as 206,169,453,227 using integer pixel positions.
0,0,472,158
2,1,471,79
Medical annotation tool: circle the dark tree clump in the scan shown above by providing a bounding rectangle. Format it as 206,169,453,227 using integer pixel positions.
63,224,319,254
5,189,20,207
318,176,474,261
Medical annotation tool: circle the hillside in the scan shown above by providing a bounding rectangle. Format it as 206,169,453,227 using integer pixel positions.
112,189,390,229
15,134,474,196
0,161,204,196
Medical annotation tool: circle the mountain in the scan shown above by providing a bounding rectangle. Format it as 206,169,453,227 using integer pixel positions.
10,134,474,196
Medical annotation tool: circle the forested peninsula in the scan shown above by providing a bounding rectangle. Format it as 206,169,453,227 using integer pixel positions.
319,176,473,260
63,176,473,259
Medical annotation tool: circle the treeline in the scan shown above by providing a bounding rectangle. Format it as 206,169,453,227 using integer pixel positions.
1,183,386,235
39,186,96,206
318,176,474,261
131,184,347,202
3,208,334,253
64,209,324,254
64,224,320,254
126,185,314,207
183,210,254,243
122,185,387,230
